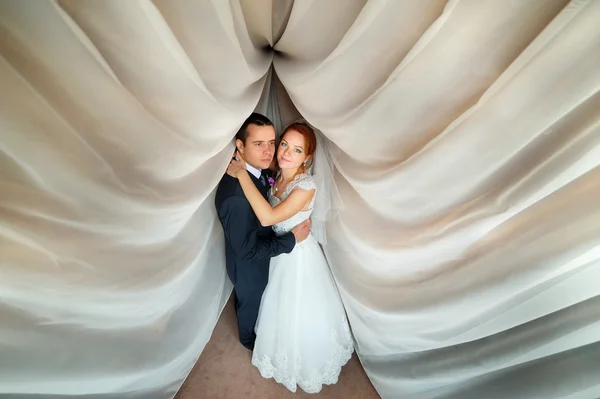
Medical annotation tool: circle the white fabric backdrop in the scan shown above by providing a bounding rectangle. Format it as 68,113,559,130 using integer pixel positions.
274,1,600,397
0,1,263,397
1,1,600,398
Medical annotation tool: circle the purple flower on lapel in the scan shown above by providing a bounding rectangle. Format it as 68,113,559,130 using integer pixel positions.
267,177,275,187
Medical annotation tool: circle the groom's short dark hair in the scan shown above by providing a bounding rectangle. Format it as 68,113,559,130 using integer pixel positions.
236,113,274,145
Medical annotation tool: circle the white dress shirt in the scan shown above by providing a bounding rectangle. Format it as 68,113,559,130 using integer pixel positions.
245,163,262,179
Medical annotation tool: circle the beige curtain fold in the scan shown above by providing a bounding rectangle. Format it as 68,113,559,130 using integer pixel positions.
1,0,599,398
0,1,272,397
274,0,600,397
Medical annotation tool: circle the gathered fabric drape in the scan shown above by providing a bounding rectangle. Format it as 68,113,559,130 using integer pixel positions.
1,1,599,398
274,1,600,398
0,1,268,397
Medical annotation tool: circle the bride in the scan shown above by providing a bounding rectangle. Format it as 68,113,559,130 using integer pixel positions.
226,121,354,393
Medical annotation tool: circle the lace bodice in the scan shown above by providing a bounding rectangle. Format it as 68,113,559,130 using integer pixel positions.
269,173,317,236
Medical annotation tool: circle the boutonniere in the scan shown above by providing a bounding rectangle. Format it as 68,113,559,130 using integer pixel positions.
263,169,276,185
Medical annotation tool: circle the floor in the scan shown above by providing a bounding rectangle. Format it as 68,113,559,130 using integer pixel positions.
174,297,380,399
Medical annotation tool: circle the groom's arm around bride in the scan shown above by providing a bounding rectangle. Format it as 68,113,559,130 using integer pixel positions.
215,176,310,350
214,113,311,351
218,193,309,261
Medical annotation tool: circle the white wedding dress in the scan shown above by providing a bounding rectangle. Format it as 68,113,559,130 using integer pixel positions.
251,173,355,394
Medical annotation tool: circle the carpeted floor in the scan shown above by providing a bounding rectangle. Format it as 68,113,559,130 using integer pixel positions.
174,296,380,399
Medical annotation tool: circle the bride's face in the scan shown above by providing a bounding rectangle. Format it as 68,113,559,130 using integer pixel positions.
277,130,308,171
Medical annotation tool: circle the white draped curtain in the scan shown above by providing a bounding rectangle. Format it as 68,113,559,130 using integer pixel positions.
1,1,599,398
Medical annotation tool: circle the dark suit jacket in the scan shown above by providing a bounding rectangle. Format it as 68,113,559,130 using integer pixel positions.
215,172,295,291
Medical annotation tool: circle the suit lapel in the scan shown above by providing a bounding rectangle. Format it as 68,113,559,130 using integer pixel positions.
249,173,268,199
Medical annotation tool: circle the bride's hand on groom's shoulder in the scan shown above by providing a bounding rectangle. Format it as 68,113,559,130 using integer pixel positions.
226,151,246,178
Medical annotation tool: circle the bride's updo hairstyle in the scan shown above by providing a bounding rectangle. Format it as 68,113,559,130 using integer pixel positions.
279,122,317,175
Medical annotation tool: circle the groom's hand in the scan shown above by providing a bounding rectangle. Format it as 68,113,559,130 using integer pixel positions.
291,220,311,243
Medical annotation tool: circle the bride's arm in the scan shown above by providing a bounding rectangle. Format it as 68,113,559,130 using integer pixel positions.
237,171,314,227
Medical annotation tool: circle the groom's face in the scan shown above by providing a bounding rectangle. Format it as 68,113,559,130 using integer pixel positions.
236,124,276,170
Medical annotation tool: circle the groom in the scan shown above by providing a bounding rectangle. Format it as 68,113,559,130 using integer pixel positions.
215,113,311,350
